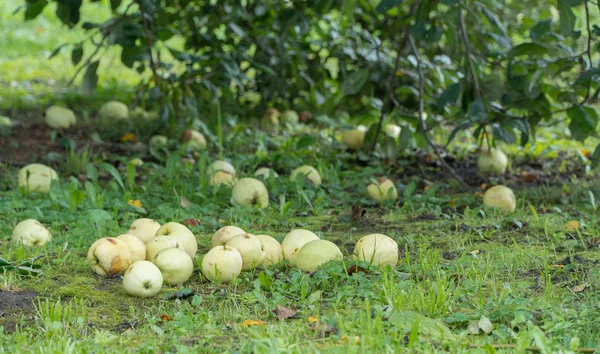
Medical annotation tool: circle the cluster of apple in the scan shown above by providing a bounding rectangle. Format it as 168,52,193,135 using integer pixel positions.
43,100,133,130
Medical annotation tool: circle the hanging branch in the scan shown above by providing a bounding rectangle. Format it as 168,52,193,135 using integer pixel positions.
408,34,468,187
138,0,159,84
581,0,593,104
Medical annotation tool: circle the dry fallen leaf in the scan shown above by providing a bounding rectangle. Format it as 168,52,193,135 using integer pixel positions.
351,205,365,220
240,319,266,327
346,264,368,276
273,305,297,320
310,323,336,336
564,220,580,231
120,133,138,143
521,173,537,183
180,196,193,209
160,314,173,323
572,282,590,293
128,199,142,208
307,315,318,323
182,218,200,227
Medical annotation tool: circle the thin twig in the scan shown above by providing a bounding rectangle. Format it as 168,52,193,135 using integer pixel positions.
370,32,410,152
581,0,593,105
67,2,135,86
137,0,159,84
408,34,468,187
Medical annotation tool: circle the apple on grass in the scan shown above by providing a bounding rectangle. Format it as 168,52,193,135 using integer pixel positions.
290,165,322,187
152,247,194,285
87,238,132,276
281,229,319,267
210,171,236,187
146,236,185,261
12,219,52,247
116,234,147,263
483,185,516,213
207,160,236,176
202,246,243,283
45,105,76,129
254,167,278,179
180,129,207,151
341,126,367,150
212,226,245,247
231,178,269,208
155,222,198,259
123,260,163,297
149,135,168,149
225,233,265,271
353,234,398,267
99,101,129,120
128,218,161,244
296,240,343,272
367,178,398,204
18,163,59,194
256,235,283,266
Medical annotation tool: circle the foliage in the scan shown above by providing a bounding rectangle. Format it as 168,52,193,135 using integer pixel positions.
18,0,600,154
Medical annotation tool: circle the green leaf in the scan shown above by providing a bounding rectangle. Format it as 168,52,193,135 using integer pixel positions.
376,0,404,13
437,83,461,110
530,20,553,40
507,43,548,60
24,0,48,20
478,2,508,38
101,162,125,190
48,43,68,59
399,125,412,150
110,0,122,12
81,61,99,94
389,311,456,341
56,0,82,27
574,68,600,86
591,142,600,164
341,70,369,96
568,105,599,141
71,45,83,65
295,134,317,149
558,0,576,37
446,121,474,146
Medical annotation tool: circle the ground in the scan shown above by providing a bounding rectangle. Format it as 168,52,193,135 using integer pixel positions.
2,2,600,354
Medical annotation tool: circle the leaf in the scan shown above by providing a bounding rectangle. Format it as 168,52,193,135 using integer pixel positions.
180,196,192,209
110,0,122,12
240,319,266,327
437,83,461,110
55,0,82,27
101,162,125,190
71,45,83,65
507,43,548,60
572,282,590,292
81,61,99,94
48,43,68,59
295,134,317,150
341,70,369,96
182,218,200,227
346,264,369,275
568,105,598,141
389,311,456,341
478,2,507,38
162,288,195,300
558,0,576,37
376,0,404,13
24,0,48,21
273,305,297,320
574,68,600,86
530,19,553,40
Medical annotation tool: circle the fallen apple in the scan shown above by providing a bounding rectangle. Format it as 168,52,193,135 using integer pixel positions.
18,163,59,193
155,222,198,259
353,233,398,267
256,234,283,266
129,158,144,166
87,237,132,276
201,245,243,283
296,240,343,272
281,110,299,124
231,178,269,208
477,148,508,176
152,247,194,285
261,108,280,131
128,218,161,244
384,123,401,139
341,125,367,150
207,160,236,176
116,234,147,263
225,233,265,271
123,260,163,297
149,135,168,149
180,129,207,151
367,178,398,204
281,229,319,267
290,165,322,187
483,185,516,213
11,219,52,247
209,171,236,187
99,101,129,120
0,115,12,127
254,167,278,179
146,235,185,261
45,105,76,129
212,226,245,247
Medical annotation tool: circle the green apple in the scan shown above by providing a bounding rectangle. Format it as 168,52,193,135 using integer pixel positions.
180,129,207,151
296,240,343,272
149,135,168,149
341,125,367,150
210,171,236,187
99,101,129,120
231,178,269,208
254,167,278,179
129,158,144,167
256,234,283,266
11,219,52,247
87,237,132,276
18,163,59,194
0,116,12,127
281,229,319,267
155,222,198,259
201,245,243,283
123,260,163,297
281,110,299,124
145,235,185,261
207,160,236,176
477,148,508,176
225,233,265,271
153,247,194,285
261,108,281,131
45,105,76,129
483,185,516,213
127,218,161,244
116,234,147,263
353,233,398,267
367,178,398,204
384,124,401,139
212,226,245,247
290,165,322,187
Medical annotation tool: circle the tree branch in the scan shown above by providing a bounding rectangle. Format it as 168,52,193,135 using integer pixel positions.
408,34,468,187
138,0,159,84
581,0,593,105
458,8,482,101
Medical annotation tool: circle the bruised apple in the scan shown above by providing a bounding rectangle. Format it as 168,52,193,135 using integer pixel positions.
18,163,59,193
353,234,398,267
201,245,243,283
281,229,319,267
296,240,343,272
231,178,269,208
207,160,236,176
12,219,52,247
210,171,236,187
87,237,132,276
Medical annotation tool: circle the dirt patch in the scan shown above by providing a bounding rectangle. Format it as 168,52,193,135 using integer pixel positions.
0,290,37,311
